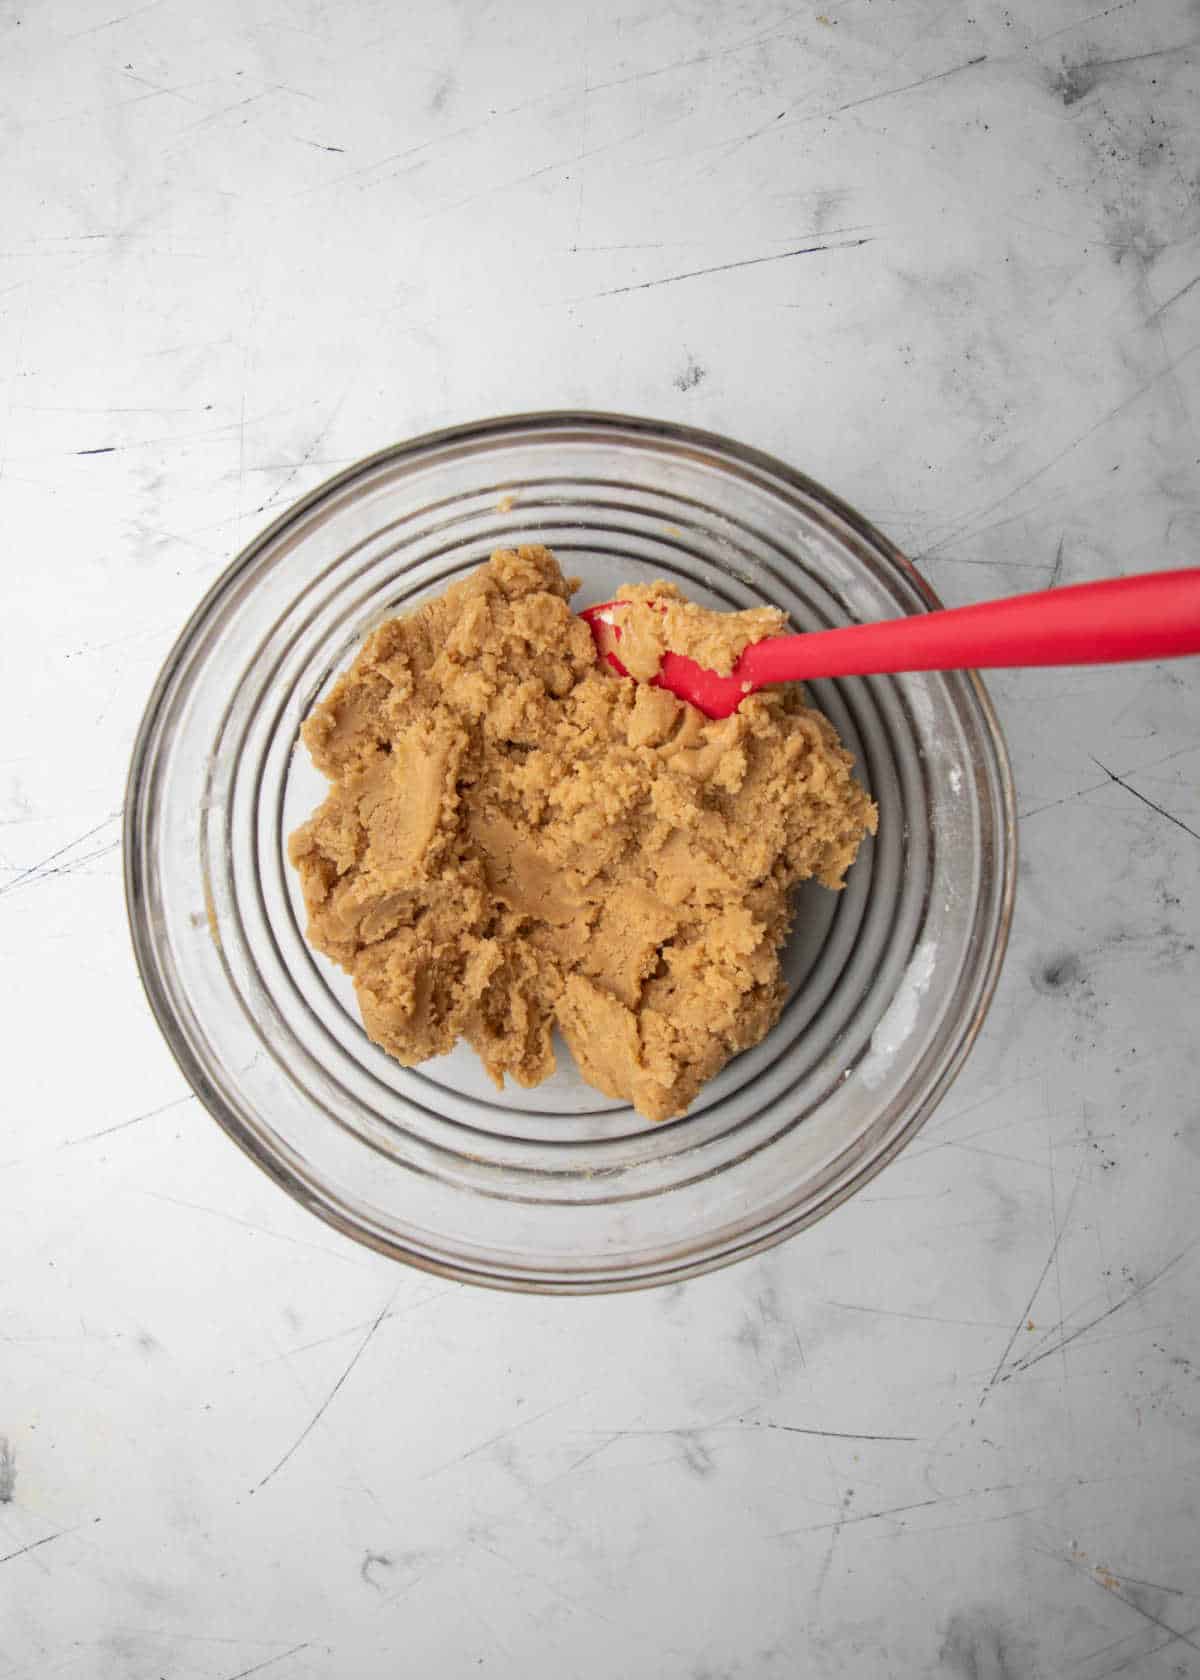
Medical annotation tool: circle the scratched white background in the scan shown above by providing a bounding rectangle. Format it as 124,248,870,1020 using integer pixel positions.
3,0,1200,1675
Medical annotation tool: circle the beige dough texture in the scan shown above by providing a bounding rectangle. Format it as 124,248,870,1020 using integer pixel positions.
288,546,876,1122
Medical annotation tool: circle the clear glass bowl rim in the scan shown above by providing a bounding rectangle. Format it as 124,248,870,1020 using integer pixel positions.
124,410,1017,1292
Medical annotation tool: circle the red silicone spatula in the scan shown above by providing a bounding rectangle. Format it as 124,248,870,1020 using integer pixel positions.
581,568,1200,720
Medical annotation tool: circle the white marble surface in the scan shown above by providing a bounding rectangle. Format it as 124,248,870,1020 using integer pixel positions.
3,1,1199,1674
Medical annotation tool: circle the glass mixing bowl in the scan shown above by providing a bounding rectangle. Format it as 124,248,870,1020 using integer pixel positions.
125,413,1015,1292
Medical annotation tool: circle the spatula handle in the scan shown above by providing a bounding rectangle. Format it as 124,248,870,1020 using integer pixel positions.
741,567,1200,684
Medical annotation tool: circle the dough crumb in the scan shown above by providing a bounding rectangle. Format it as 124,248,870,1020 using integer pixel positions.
289,547,876,1121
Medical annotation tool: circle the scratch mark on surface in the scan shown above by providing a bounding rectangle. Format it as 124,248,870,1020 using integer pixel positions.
1137,741,1200,775
250,393,352,520
420,1391,591,1482
75,445,116,456
1049,535,1065,589
118,68,206,108
898,1502,1051,1537
820,1299,1012,1329
823,54,987,119
1093,1624,1200,1677
1008,1242,1199,1378
585,237,872,299
138,1188,373,1270
1037,1546,1200,1658
1146,272,1200,324
978,1178,1082,1408
1116,1572,1192,1598
579,12,816,100
91,1632,297,1648
776,1494,946,1536
556,1430,628,1478
695,105,795,175
923,348,1200,555
237,373,248,536
63,0,167,38
1018,778,1110,820
771,1473,1146,1539
921,1074,1043,1138
1049,1147,1072,1409
811,1487,853,1608
1029,1,1141,45
1142,248,1200,462
0,1531,68,1567
411,126,659,225
0,1516,99,1567
0,812,121,900
469,1531,622,1632
923,547,1051,572
61,1092,196,1149
169,91,272,140
909,1137,1044,1170
223,1647,311,1680
744,1422,918,1443
0,1436,14,1502
254,1296,394,1490
575,1413,911,1454
0,838,121,893
288,102,541,199
248,1286,458,1368
1090,757,1200,844
1075,43,1200,72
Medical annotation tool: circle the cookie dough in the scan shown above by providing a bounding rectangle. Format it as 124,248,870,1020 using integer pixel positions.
609,583,786,682
289,546,876,1121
